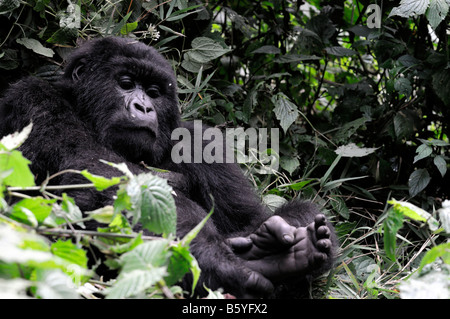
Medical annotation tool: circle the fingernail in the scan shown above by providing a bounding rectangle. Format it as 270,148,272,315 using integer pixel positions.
283,234,293,243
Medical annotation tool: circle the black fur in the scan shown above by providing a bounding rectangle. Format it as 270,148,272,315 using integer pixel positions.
0,37,337,298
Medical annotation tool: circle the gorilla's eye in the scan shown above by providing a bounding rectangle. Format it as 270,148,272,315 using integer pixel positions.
118,76,135,90
146,85,161,98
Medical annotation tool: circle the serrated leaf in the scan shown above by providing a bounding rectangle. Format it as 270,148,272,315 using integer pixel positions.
272,93,299,133
186,37,231,64
36,270,79,299
389,0,430,18
408,169,431,197
127,174,177,237
105,268,167,299
51,239,88,268
280,157,300,175
0,150,35,188
262,194,288,212
81,170,121,191
433,155,447,177
10,197,56,226
0,0,21,13
165,243,194,286
120,240,170,274
120,21,138,35
16,38,55,58
413,144,433,163
426,0,449,29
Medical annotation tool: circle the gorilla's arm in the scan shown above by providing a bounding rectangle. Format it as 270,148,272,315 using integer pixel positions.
0,77,155,218
0,77,273,298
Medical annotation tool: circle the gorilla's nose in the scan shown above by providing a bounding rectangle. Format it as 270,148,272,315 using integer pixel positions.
132,102,154,115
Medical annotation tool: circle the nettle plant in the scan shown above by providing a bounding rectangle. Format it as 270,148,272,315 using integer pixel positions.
0,124,208,299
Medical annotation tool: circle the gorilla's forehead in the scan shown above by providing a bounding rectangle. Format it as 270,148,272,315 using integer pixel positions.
110,55,175,84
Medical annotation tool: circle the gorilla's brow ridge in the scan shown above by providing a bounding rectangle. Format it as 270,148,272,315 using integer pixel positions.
107,56,173,86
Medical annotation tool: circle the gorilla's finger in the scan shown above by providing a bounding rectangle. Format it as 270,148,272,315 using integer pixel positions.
317,238,331,252
262,215,297,245
314,214,327,226
244,271,274,298
227,237,253,252
317,225,331,238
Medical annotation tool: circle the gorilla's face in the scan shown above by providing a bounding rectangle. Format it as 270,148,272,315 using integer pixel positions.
65,38,180,165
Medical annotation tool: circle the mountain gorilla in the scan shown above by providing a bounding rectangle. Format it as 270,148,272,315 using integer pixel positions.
0,37,337,298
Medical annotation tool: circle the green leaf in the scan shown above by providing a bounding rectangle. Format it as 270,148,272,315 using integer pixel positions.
280,157,300,175
16,38,55,58
181,210,213,246
50,239,88,268
251,45,280,55
413,144,433,163
165,243,194,286
185,37,231,64
389,0,430,18
127,173,177,237
0,0,21,13
81,170,122,191
0,150,35,188
433,155,447,177
426,0,449,29
408,169,431,197
10,197,56,226
60,194,84,228
334,118,368,143
331,197,350,219
389,199,439,231
383,207,404,261
262,194,288,212
272,93,299,133
325,46,357,56
284,180,313,191
120,240,170,273
394,77,412,97
120,21,138,35
432,68,450,106
274,54,322,63
35,270,79,299
105,268,167,299
418,243,450,272
87,205,115,224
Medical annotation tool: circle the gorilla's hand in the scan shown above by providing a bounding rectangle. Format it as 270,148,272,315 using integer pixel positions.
227,214,332,281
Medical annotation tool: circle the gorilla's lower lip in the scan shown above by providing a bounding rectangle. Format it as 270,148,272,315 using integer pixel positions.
115,124,156,136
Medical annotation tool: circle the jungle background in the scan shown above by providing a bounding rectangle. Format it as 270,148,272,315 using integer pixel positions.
0,0,449,299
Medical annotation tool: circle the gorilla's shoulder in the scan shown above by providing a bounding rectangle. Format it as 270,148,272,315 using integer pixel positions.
1,76,69,114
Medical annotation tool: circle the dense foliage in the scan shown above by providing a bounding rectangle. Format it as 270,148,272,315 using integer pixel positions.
0,0,449,299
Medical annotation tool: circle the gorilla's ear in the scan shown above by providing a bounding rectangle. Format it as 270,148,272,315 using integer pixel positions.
71,58,86,81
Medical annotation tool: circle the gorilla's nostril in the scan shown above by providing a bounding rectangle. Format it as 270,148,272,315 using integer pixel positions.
134,103,152,114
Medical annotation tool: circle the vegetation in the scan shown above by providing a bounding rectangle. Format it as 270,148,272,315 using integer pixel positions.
0,0,449,299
